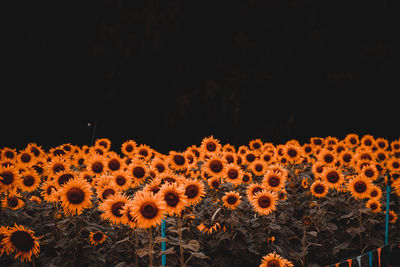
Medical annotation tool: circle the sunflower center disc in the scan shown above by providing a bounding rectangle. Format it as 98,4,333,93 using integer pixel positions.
209,160,223,173
258,196,271,208
165,192,179,207
354,181,367,193
67,187,85,204
141,203,157,219
10,231,34,252
185,185,199,199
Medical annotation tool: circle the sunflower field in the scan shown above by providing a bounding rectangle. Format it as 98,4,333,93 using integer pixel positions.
1,134,400,266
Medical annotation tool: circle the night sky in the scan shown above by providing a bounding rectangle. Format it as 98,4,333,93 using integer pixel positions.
3,0,395,154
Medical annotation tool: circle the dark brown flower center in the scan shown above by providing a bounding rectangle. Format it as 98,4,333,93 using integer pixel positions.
354,181,367,193
53,163,65,173
326,171,339,183
370,189,378,197
257,195,271,208
226,155,234,163
173,154,185,166
139,149,148,157
253,142,261,149
227,195,238,205
364,169,374,178
108,159,120,171
267,259,280,267
314,184,325,194
111,201,125,217
8,197,19,208
287,148,297,158
21,153,31,163
10,230,34,252
392,161,400,169
211,180,220,188
255,164,263,172
342,153,352,163
93,232,104,241
185,185,199,199
245,153,256,163
23,175,35,186
115,175,126,186
155,163,165,173
91,162,104,173
209,160,223,173
227,169,238,179
350,137,357,144
102,189,115,200
140,203,158,219
242,174,250,182
4,151,15,159
370,203,378,210
252,186,263,195
132,166,145,178
0,171,14,185
323,154,334,163
364,139,372,146
164,192,179,207
46,185,56,195
206,142,217,152
125,144,134,152
67,187,85,204
58,173,74,186
268,176,281,187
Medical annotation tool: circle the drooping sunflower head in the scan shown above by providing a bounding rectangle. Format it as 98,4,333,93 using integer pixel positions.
183,179,206,206
130,191,166,229
347,175,372,199
2,224,40,262
222,191,241,210
40,180,59,203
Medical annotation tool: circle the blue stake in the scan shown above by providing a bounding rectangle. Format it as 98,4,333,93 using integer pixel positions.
161,219,166,266
368,251,373,266
385,184,391,245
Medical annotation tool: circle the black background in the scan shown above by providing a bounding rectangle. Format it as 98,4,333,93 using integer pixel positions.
3,0,396,154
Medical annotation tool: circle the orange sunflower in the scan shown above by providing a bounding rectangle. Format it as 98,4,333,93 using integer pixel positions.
283,144,303,163
0,165,20,191
390,139,400,151
136,144,153,161
388,210,398,224
366,199,381,213
222,191,241,210
54,170,77,188
121,140,137,156
246,183,265,202
128,160,148,185
259,252,289,267
249,139,263,151
89,231,107,246
105,152,125,173
200,136,222,154
360,164,379,181
17,149,35,167
159,182,187,216
249,160,267,176
1,224,40,262
1,147,17,160
58,177,93,215
111,170,132,191
243,150,258,165
224,163,243,186
251,190,277,216
321,166,344,189
1,190,25,210
151,158,168,174
393,178,400,197
86,154,107,177
207,177,221,189
203,156,227,177
99,193,130,225
95,138,112,151
360,134,375,148
317,149,337,165
347,175,372,199
167,151,187,171
310,180,329,198
387,158,400,172
130,191,166,228
374,137,389,150
262,170,286,192
143,178,163,195
40,180,59,203
344,133,360,148
120,200,137,228
338,150,354,166
183,179,206,206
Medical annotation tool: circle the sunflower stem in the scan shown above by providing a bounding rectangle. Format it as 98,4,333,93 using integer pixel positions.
178,217,185,267
148,227,153,267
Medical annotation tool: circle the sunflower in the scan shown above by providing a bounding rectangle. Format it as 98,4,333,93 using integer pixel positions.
366,199,381,213
17,149,35,167
130,191,165,228
344,133,360,148
260,151,275,165
222,191,241,210
159,171,184,185
267,164,289,178
310,180,328,198
249,139,263,151
251,190,277,216
128,160,148,184
249,160,267,176
338,150,354,166
347,175,372,199
143,178,162,195
29,196,42,204
54,170,77,188
321,166,344,189
224,163,243,186
90,146,106,156
72,151,88,169
262,170,286,192
388,210,398,224
49,146,68,157
1,224,40,262
391,139,400,151
105,152,125,173
203,156,227,177
151,158,168,174
368,184,382,199
40,180,59,203
200,136,222,154
95,138,112,151
310,137,324,147
283,144,303,163
45,155,69,177
246,183,265,202
242,172,252,184
167,151,187,171
374,137,388,150
159,182,187,216
360,164,379,181
1,147,17,160
355,148,374,162
243,150,258,165
0,226,9,257
58,177,92,215
207,177,221,189
387,158,400,172
183,179,206,206
360,134,375,148
121,140,137,156
120,200,137,228
301,178,309,189
222,151,236,164
222,143,236,153
111,170,132,191
136,144,153,161
89,231,107,246
0,165,19,191
301,143,314,157
393,178,400,197
317,149,337,165
86,154,107,177
374,149,389,163
99,193,130,225
1,191,25,210
97,184,118,201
